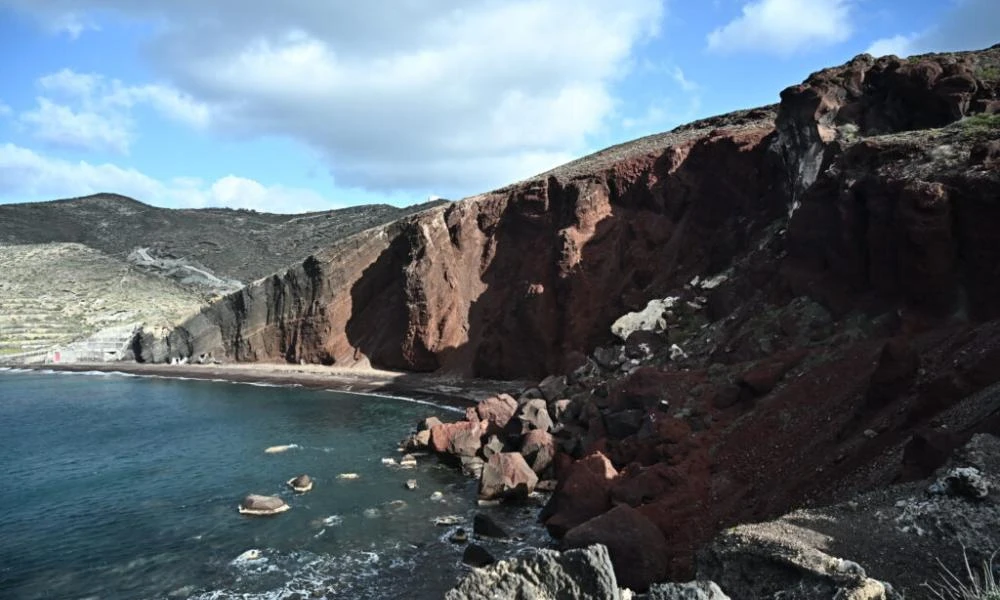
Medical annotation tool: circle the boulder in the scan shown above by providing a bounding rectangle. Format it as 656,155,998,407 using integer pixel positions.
541,452,618,537
551,398,573,422
611,298,676,341
648,581,730,600
564,504,671,592
473,513,509,539
476,394,519,429
482,434,505,460
418,416,443,431
927,466,990,499
538,375,568,402
430,421,484,458
404,479,418,490
238,494,290,516
445,544,621,600
625,329,667,360
604,409,645,439
700,521,888,600
518,399,554,433
593,346,624,371
478,452,538,501
461,455,486,478
287,474,313,493
520,429,556,475
402,429,432,452
462,544,497,568
449,527,469,544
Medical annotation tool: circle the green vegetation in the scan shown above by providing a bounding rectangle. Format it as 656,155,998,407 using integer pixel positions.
975,65,1000,81
957,114,1000,135
926,550,1000,600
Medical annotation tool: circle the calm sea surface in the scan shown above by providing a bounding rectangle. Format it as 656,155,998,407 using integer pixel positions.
0,369,542,600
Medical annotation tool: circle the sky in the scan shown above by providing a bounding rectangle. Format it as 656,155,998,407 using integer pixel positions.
0,1,996,213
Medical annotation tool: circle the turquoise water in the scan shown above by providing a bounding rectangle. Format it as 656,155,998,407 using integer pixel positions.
0,370,541,600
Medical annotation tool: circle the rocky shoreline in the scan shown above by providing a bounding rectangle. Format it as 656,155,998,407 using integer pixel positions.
421,369,1000,599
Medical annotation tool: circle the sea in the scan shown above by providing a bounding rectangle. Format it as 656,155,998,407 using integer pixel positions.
0,368,545,600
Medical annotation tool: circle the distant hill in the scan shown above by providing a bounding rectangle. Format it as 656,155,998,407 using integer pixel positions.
0,194,448,288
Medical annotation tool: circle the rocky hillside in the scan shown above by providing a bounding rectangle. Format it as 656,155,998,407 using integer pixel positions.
143,44,1000,597
0,195,444,360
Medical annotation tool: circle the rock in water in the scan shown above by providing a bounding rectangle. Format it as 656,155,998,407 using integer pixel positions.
287,474,313,493
648,581,731,600
445,544,621,600
238,494,290,516
472,513,509,539
462,544,496,568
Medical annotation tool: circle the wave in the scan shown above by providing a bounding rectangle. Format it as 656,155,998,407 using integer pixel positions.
326,389,465,414
191,547,423,600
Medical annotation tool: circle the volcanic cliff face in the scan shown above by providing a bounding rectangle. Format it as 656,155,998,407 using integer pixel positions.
160,46,999,382
156,108,789,371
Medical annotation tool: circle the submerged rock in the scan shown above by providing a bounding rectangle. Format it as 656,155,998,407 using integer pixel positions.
449,527,469,544
472,513,509,539
287,474,313,493
445,544,621,600
238,494,290,516
462,544,496,568
337,473,360,480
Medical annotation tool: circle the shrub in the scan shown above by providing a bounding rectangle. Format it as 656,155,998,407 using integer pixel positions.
925,549,1000,600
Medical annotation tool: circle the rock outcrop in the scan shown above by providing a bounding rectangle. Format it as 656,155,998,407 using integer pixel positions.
445,544,622,600
696,433,1000,598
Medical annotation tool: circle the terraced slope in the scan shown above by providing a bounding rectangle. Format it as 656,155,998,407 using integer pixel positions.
0,244,204,361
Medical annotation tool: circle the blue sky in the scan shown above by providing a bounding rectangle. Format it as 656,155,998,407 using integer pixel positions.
0,0,996,213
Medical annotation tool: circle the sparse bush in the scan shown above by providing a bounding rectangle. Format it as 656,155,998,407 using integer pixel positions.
925,549,1000,600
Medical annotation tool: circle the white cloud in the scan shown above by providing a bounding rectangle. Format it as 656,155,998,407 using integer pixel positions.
0,102,11,118
707,0,853,55
0,143,337,213
865,34,919,58
16,69,210,153
865,0,1000,58
47,11,98,39
19,98,132,154
671,66,699,93
1,1,665,195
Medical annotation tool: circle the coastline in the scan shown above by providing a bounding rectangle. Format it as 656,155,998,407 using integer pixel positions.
6,361,526,409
